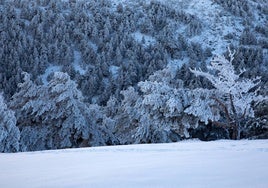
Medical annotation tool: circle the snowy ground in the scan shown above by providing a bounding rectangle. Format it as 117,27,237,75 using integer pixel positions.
0,140,268,188
40,65,62,85
73,50,87,75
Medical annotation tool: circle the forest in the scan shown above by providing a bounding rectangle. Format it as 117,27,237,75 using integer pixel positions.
0,0,267,152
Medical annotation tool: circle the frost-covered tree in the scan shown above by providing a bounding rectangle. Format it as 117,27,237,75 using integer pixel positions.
10,72,112,151
0,93,20,152
115,67,199,144
9,72,41,127
188,48,267,139
45,72,91,148
135,80,194,143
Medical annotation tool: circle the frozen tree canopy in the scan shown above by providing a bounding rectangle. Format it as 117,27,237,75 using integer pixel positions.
189,49,267,139
10,72,111,151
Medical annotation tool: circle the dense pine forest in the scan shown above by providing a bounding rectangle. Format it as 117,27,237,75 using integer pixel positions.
0,0,267,152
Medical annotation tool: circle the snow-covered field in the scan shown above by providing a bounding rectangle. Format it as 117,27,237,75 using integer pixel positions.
0,140,267,188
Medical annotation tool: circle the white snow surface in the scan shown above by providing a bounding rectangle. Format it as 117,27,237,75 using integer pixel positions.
0,139,268,188
109,65,120,78
40,65,62,85
167,58,188,70
73,50,87,75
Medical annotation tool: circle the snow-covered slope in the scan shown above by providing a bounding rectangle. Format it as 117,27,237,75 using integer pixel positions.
110,0,241,55
156,0,243,55
0,140,267,188
113,0,266,56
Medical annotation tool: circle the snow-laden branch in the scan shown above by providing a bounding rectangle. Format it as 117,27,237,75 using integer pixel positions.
190,48,261,96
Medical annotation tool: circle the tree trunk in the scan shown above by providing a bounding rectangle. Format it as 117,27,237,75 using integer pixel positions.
231,122,241,140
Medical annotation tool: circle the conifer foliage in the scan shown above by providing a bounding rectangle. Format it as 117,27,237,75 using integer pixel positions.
0,94,20,152
10,72,110,151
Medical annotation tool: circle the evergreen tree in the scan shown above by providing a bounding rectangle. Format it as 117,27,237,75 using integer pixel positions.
10,72,105,151
0,93,20,152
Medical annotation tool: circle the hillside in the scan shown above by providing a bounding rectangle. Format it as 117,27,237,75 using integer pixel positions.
1,0,267,100
0,0,267,152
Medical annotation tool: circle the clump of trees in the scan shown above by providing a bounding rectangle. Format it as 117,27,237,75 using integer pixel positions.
1,48,267,152
0,0,267,152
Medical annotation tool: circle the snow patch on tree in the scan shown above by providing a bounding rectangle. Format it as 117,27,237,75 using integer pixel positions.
132,32,156,47
40,65,62,85
73,50,87,75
